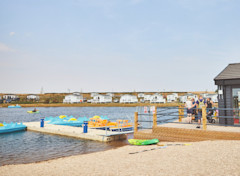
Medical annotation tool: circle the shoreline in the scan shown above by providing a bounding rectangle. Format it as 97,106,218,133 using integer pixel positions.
0,102,183,108
0,140,239,176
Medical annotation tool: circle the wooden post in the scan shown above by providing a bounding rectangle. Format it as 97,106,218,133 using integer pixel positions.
134,112,138,133
179,105,183,122
153,113,157,127
202,106,207,130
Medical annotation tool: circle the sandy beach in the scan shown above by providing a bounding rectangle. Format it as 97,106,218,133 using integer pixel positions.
1,140,240,176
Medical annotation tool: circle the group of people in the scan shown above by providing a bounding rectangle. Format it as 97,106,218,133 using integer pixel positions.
185,95,213,128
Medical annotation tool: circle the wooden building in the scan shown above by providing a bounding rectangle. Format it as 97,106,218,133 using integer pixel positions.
214,63,240,125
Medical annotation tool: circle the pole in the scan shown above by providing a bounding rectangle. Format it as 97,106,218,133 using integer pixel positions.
202,106,207,130
153,112,157,127
179,105,183,122
134,112,138,133
153,105,157,127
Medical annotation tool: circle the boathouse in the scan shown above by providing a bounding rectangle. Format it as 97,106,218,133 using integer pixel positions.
214,63,240,125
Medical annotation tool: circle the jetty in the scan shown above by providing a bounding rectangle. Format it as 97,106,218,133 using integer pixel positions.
134,106,240,142
24,122,130,142
135,122,240,142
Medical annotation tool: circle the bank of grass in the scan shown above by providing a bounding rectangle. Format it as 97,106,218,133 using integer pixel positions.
1,102,183,108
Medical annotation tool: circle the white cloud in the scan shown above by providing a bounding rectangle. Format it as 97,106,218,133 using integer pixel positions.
9,32,16,36
0,43,15,52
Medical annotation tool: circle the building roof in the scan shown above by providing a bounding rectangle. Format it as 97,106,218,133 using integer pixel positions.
214,63,240,80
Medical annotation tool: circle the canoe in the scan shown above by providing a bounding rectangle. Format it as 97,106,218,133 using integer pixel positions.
27,111,39,113
8,105,21,108
0,123,27,134
128,139,159,146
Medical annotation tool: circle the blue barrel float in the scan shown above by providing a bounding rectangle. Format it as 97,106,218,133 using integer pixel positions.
83,121,88,133
40,118,44,127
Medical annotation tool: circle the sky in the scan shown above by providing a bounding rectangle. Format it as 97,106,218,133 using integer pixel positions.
0,0,240,94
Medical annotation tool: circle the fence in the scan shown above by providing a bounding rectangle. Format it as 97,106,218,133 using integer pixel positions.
134,105,240,132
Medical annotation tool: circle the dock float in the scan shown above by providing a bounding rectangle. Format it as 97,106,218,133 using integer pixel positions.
24,122,129,142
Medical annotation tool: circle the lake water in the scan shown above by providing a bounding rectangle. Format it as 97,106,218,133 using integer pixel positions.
0,106,178,166
0,107,137,123
0,107,136,166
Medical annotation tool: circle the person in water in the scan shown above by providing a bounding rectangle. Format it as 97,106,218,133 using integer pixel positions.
32,108,37,112
195,95,206,128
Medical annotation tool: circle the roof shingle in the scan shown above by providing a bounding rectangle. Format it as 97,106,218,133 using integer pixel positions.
214,63,240,80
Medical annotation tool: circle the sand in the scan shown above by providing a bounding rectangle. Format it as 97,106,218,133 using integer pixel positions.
1,140,240,176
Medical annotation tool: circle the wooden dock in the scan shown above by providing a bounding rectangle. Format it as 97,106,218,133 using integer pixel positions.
133,106,240,142
24,122,128,142
134,123,240,142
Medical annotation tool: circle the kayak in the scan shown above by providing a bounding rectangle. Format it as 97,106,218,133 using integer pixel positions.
128,139,159,146
27,111,39,113
8,105,21,108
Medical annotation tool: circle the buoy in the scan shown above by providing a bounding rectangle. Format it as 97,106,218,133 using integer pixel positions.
0,123,4,127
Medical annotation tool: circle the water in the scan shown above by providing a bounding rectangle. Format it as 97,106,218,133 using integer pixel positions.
0,107,136,166
0,107,136,123
0,131,130,166
0,106,176,166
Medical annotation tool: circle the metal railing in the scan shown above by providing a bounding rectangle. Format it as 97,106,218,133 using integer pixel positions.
134,106,240,132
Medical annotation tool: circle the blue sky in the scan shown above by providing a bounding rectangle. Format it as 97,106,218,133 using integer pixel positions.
0,0,240,93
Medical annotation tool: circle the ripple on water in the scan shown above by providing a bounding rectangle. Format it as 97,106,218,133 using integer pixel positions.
0,131,129,166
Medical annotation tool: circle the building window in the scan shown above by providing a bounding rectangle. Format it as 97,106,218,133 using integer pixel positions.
232,88,240,118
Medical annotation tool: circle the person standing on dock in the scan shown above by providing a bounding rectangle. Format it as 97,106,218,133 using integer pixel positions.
191,98,197,121
196,95,206,128
185,97,193,123
206,98,214,116
192,98,197,122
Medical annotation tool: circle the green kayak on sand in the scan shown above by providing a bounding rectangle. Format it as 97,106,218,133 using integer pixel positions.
128,139,159,146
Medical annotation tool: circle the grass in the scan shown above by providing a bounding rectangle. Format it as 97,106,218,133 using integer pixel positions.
1,102,184,108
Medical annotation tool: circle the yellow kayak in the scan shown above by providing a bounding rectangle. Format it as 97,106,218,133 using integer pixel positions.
27,111,40,114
